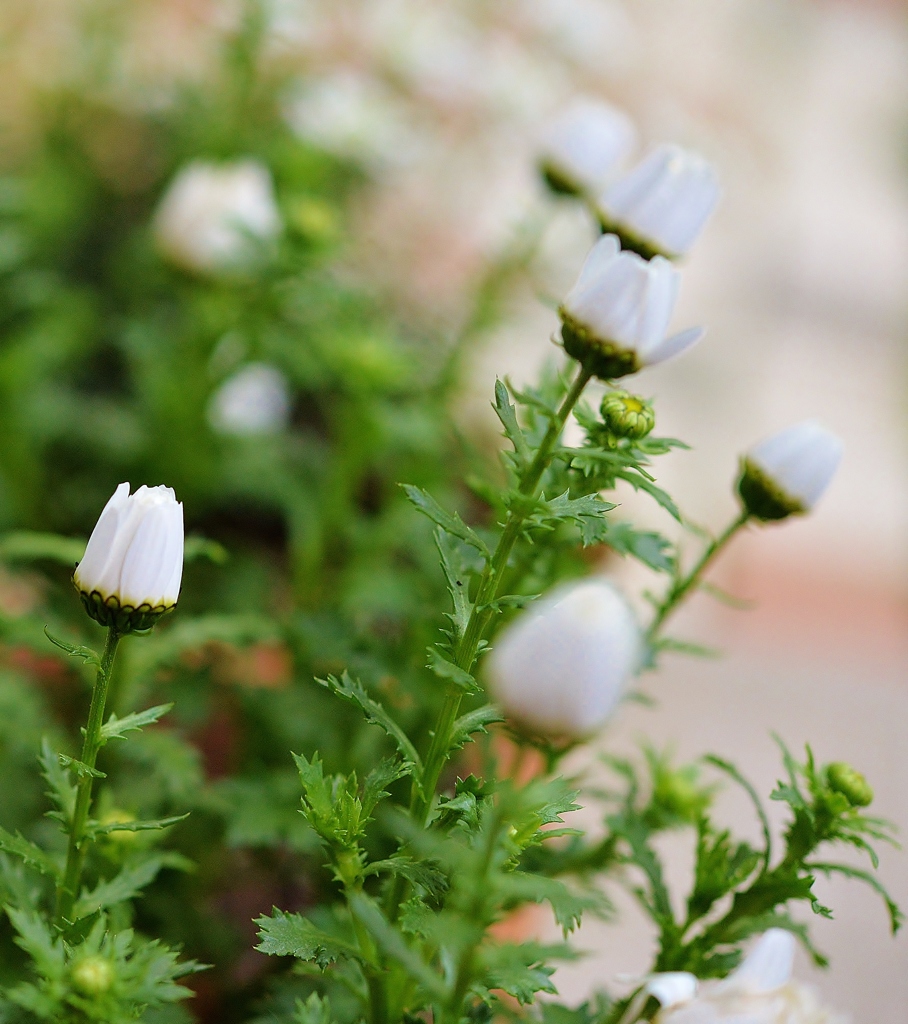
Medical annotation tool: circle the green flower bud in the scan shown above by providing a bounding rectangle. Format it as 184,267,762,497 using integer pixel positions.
71,955,114,996
826,762,873,808
600,390,655,440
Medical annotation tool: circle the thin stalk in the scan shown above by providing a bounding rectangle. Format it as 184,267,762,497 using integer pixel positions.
412,363,594,823
646,509,750,645
56,625,121,924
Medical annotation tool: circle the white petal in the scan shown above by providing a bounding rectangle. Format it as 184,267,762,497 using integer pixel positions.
747,422,843,509
646,973,699,1008
541,98,637,193
636,258,680,353
642,326,704,367
486,579,640,737
564,234,622,303
718,929,795,995
74,483,131,593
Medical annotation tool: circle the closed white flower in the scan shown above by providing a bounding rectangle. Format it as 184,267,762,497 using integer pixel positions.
486,579,640,738
153,159,281,274
74,483,184,632
208,363,292,436
559,233,703,380
738,421,843,521
539,98,637,196
598,144,720,258
649,929,848,1024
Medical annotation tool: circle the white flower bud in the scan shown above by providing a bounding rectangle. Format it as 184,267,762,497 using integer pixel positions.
559,234,703,380
650,929,847,1024
74,483,184,633
208,363,292,436
486,579,640,738
598,144,720,258
738,421,843,521
539,98,637,197
153,159,281,274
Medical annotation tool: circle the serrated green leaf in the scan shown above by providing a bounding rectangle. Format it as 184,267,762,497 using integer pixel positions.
401,484,490,557
449,705,504,752
704,755,772,866
426,648,479,694
71,854,189,920
87,813,190,839
318,672,421,770
101,703,173,743
347,891,445,997
605,522,674,572
493,378,530,467
361,757,412,818
255,908,362,966
40,739,76,825
57,753,106,779
0,825,58,878
43,628,100,668
436,530,477,643
807,861,903,934
614,469,682,521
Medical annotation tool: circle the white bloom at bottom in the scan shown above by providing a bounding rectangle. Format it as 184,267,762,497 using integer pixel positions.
738,421,843,520
153,159,281,274
208,363,292,435
486,579,640,738
649,930,848,1024
539,97,637,196
74,483,184,630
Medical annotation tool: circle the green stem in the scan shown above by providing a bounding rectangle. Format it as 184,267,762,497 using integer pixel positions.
646,509,750,646
412,363,594,823
56,626,121,925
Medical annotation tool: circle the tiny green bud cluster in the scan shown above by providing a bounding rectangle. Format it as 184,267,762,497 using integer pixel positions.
826,761,873,808
71,954,114,996
600,389,655,441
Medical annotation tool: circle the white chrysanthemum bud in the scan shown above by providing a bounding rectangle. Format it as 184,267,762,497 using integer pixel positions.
153,159,281,274
738,421,843,521
649,929,848,1024
486,580,641,739
598,144,720,259
74,483,184,633
208,363,292,436
539,98,637,197
559,234,703,380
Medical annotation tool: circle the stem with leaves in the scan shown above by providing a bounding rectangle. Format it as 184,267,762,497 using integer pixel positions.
56,625,121,925
412,362,594,825
646,509,750,646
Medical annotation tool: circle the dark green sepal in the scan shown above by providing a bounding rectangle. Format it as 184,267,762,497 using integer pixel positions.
736,459,804,521
597,217,670,261
76,587,173,634
539,161,583,198
559,311,640,382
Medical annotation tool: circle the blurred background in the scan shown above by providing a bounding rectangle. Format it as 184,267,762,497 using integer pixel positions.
0,0,905,1021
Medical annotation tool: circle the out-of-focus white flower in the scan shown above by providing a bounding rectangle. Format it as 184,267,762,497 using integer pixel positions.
539,98,637,197
738,421,843,520
74,483,184,632
486,579,640,738
153,160,281,274
648,929,848,1024
286,72,422,170
208,363,292,436
559,233,703,379
598,143,720,258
